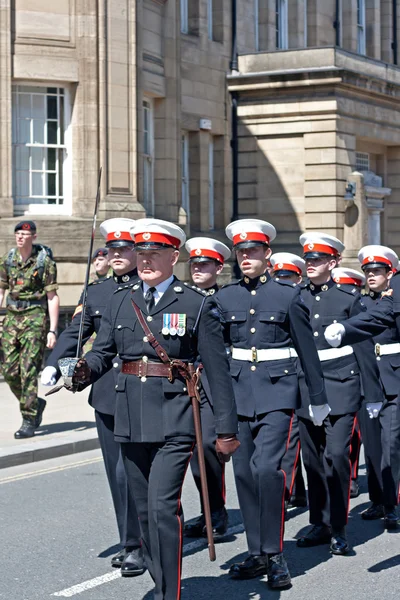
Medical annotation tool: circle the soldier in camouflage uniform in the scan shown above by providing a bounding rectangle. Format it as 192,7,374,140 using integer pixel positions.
0,221,59,438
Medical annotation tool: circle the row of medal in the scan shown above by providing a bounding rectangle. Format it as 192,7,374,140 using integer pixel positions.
162,313,187,337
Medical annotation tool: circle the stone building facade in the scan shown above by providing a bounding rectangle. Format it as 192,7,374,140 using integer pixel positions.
0,1,399,303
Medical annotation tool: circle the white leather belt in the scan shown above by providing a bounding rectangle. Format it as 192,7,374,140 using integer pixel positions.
375,342,400,357
317,346,354,361
231,347,298,362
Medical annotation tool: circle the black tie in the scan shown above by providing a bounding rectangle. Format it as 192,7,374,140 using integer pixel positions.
144,286,156,313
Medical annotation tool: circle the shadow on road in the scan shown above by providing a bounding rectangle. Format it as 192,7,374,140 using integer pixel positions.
368,553,400,572
97,543,122,558
34,420,96,436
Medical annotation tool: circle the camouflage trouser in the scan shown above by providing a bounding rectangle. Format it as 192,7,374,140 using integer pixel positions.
1,309,47,419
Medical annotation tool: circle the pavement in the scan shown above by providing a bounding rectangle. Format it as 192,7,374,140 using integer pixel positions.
0,378,98,469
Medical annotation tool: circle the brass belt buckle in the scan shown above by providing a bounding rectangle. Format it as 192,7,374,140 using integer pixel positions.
375,343,381,357
251,347,258,363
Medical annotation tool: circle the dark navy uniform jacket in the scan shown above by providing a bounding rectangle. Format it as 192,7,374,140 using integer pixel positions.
84,277,238,443
341,271,400,343
345,291,400,398
215,273,327,418
46,269,138,416
197,284,219,404
299,279,384,416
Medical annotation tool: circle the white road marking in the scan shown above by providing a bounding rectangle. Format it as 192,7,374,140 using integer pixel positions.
52,523,244,597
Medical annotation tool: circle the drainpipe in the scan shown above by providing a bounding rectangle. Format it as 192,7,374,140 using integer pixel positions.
393,0,398,65
333,0,341,47
231,92,239,222
230,0,238,72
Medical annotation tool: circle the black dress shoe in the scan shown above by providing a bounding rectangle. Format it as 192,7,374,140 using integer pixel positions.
203,507,228,540
330,528,349,555
121,547,146,577
297,524,331,547
111,548,127,568
350,480,360,498
361,503,384,521
34,398,47,428
267,553,291,589
384,507,399,530
14,419,36,439
288,494,307,508
229,555,268,579
184,515,205,538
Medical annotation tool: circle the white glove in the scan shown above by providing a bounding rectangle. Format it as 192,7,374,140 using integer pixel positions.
309,404,331,426
324,323,345,347
366,402,383,419
41,366,58,386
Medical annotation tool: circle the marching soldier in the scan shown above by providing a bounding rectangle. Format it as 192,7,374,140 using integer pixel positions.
296,233,384,555
325,246,400,529
331,267,367,499
270,253,307,508
183,237,231,540
41,219,144,575
91,247,111,280
0,220,59,438
218,220,327,589
71,218,239,600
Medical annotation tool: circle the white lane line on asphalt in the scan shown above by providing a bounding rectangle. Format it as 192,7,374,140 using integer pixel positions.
0,457,103,485
52,523,244,597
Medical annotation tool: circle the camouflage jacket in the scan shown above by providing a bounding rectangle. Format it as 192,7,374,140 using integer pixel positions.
0,246,58,309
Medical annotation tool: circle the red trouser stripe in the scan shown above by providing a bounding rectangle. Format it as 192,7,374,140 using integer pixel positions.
279,410,294,552
346,416,357,523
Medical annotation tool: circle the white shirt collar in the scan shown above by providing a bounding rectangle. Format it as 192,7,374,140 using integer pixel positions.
143,275,175,304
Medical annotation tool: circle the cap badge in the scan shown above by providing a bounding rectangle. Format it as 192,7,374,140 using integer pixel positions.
334,277,340,283
307,243,314,250
195,248,202,256
143,232,151,241
22,223,30,230
277,263,283,269
114,231,121,239
368,255,375,262
240,231,247,240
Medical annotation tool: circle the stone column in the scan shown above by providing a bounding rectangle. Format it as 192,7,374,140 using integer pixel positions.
366,0,381,59
0,0,13,217
380,0,393,63
342,0,358,53
97,0,143,219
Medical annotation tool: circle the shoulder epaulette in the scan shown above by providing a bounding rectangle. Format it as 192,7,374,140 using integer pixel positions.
183,282,207,296
88,277,109,287
335,284,358,296
114,282,138,294
273,278,297,288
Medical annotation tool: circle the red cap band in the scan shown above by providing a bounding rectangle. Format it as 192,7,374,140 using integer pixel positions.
233,232,269,246
362,255,392,268
106,231,132,242
273,262,302,275
190,249,224,263
134,232,180,248
334,276,363,286
303,243,338,256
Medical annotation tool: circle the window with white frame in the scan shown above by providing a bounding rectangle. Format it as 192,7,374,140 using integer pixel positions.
208,137,214,230
181,132,190,221
207,0,213,40
143,99,154,217
181,0,188,34
276,0,288,50
12,85,71,215
356,152,370,172
357,0,366,55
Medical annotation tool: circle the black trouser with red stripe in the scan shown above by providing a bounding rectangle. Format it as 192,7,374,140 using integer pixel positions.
233,410,294,555
281,413,306,501
122,440,194,600
299,413,356,531
358,397,400,507
350,417,362,482
190,394,225,513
